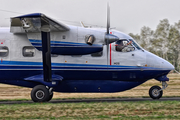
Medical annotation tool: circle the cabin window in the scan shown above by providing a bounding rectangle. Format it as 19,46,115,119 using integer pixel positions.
91,51,103,57
0,46,9,57
115,40,135,52
62,35,66,39
23,46,35,57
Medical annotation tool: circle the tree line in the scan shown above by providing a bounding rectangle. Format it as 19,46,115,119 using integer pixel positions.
129,19,180,71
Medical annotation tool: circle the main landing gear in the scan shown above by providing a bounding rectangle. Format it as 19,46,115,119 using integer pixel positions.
31,85,54,102
149,81,168,99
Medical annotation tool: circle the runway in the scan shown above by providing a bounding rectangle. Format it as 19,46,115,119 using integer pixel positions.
1,97,180,104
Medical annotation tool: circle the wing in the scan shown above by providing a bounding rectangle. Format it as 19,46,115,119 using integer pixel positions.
10,13,103,55
10,13,70,33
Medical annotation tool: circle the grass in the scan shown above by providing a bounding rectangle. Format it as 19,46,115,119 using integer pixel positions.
0,101,180,119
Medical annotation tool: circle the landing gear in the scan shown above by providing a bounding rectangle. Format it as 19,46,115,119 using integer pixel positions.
149,81,168,99
149,86,163,99
31,85,53,102
46,93,53,102
46,87,54,102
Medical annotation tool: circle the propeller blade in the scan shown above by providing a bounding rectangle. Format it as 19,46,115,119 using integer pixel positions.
105,3,119,66
107,3,110,34
106,3,110,66
106,36,109,66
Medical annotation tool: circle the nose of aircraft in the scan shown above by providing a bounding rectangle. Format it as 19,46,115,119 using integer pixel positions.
146,51,174,70
161,58,174,70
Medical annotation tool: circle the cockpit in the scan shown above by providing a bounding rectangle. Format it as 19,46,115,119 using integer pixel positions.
115,39,142,52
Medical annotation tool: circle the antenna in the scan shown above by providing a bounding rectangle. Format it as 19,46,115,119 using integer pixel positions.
80,21,88,28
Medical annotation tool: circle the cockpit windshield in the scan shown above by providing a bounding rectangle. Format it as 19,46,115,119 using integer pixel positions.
129,39,142,50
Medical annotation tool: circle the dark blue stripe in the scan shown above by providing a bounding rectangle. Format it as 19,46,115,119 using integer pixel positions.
0,60,164,70
0,60,139,68
0,66,141,70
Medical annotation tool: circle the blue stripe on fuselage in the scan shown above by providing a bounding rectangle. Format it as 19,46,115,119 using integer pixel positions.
0,60,168,70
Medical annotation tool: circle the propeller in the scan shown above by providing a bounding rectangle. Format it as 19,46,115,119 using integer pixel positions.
105,3,119,65
107,3,110,35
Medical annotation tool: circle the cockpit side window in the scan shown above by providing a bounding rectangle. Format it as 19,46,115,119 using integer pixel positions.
129,39,142,50
115,40,135,52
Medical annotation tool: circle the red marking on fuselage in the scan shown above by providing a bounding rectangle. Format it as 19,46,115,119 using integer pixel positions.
0,39,5,44
1,59,2,63
110,44,112,65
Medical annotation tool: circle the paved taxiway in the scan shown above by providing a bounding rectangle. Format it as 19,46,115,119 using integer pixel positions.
0,97,180,104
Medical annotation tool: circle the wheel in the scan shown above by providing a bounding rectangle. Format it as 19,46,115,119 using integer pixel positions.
149,86,163,99
31,85,50,102
46,92,53,102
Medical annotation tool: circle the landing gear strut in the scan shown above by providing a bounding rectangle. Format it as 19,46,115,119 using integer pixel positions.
31,85,53,102
149,81,168,99
46,87,54,102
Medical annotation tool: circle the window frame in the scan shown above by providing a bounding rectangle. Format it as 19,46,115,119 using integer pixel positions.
115,39,136,52
0,46,9,57
22,46,36,57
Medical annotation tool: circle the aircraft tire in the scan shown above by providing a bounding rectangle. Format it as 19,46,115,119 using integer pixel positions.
46,92,53,102
31,85,50,102
149,86,163,99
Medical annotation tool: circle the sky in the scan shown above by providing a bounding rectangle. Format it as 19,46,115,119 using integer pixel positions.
0,0,180,34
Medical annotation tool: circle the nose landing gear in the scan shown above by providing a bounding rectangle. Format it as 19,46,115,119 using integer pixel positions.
149,81,168,99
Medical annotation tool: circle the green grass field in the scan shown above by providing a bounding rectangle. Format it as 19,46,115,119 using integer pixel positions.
0,101,180,119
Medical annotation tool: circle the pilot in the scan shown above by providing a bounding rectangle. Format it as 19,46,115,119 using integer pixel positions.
116,40,132,52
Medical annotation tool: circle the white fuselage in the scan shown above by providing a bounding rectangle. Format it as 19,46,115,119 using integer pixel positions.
0,26,174,70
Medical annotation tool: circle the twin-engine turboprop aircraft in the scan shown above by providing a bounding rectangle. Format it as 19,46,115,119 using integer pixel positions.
0,5,174,102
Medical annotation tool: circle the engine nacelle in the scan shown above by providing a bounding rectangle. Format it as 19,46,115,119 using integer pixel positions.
29,39,103,55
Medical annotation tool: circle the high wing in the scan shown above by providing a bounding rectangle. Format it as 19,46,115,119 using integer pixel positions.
10,13,104,56
10,13,70,33
10,13,70,82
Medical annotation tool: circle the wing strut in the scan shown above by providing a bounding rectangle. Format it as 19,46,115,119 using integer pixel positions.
41,19,52,82
41,31,52,82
